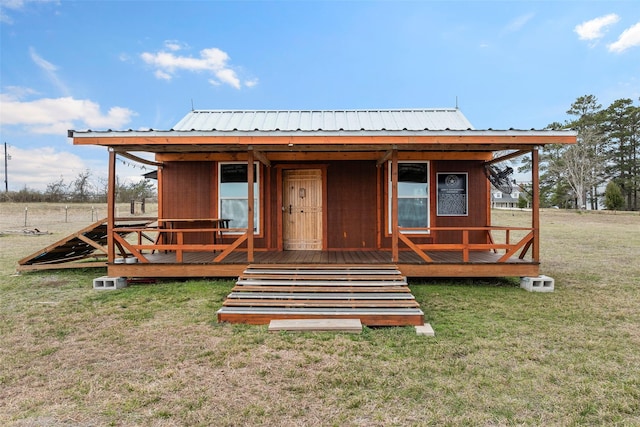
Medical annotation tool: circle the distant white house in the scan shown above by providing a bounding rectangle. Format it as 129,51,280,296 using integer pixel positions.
491,189,524,209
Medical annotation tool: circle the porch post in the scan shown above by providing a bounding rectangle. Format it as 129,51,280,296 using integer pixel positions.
247,149,255,262
107,149,116,263
532,147,540,262
391,148,399,262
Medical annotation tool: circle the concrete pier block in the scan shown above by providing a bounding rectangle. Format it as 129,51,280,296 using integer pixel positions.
520,275,554,292
93,276,127,290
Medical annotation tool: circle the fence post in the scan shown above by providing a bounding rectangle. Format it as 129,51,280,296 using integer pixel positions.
24,206,28,227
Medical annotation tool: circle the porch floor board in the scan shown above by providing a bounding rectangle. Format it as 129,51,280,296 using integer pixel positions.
142,250,529,265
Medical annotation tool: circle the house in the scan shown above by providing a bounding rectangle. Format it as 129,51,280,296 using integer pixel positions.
67,109,576,325
492,189,523,209
69,108,575,279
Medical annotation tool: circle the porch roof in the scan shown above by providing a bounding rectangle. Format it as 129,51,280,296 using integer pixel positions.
69,108,577,153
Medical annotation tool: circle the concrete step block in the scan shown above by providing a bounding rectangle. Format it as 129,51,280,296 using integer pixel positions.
268,318,362,333
416,323,435,336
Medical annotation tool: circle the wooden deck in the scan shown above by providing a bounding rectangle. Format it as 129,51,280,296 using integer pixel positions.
141,249,530,265
107,249,538,279
217,264,424,326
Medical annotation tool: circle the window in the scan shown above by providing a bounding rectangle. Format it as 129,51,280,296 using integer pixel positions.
218,163,259,233
388,161,430,233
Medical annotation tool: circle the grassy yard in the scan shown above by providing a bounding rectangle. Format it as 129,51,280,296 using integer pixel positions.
1,204,639,426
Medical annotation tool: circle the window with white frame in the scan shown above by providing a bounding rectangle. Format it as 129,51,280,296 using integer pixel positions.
218,162,259,233
388,161,430,233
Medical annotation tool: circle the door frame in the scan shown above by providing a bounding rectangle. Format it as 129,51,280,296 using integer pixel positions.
275,164,328,251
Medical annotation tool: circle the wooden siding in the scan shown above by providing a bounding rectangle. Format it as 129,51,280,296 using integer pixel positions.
161,161,215,244
327,161,377,249
157,157,494,251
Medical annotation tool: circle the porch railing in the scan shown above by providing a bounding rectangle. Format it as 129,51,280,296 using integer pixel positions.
397,226,535,263
110,218,248,264
109,220,534,265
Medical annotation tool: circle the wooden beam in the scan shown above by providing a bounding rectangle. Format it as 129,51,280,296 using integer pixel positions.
484,149,530,165
532,148,540,262
108,150,116,263
74,133,578,147
247,151,255,262
115,150,163,167
398,234,433,262
391,149,399,263
156,151,493,162
248,147,271,167
377,150,392,166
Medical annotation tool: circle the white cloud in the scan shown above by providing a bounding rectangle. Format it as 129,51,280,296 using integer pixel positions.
3,145,88,191
0,0,59,24
29,47,70,96
140,43,254,89
0,91,137,134
504,12,535,34
575,13,620,41
608,21,640,53
163,40,189,52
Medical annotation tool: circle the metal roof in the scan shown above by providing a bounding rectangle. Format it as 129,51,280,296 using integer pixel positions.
68,108,577,153
172,109,475,132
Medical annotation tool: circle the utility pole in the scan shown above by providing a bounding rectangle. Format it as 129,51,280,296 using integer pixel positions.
4,142,9,193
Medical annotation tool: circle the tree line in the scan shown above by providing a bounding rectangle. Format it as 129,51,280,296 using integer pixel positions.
0,169,156,204
523,95,639,211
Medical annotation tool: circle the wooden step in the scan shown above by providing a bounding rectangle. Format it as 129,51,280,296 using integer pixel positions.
218,307,425,327
223,299,420,308
235,279,406,287
238,274,404,281
246,264,399,271
227,292,414,300
243,269,402,276
217,264,424,326
231,285,412,293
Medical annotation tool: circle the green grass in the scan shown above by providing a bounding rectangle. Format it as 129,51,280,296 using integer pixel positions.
1,206,639,426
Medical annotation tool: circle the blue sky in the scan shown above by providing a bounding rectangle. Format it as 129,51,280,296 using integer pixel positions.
1,0,639,191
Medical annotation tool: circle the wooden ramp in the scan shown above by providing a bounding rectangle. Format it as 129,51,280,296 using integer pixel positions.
216,264,424,326
17,218,153,272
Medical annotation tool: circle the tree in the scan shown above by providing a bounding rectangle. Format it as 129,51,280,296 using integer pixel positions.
45,176,69,202
117,179,156,203
538,96,605,210
565,95,606,209
70,169,94,202
601,98,640,210
560,127,604,209
604,181,624,211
